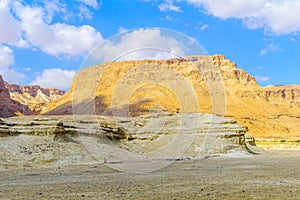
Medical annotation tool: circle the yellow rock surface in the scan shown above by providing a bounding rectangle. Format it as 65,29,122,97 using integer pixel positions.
43,55,300,140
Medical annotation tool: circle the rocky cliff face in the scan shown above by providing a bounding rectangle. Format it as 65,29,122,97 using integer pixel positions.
4,82,65,113
0,75,65,117
0,113,253,171
261,85,299,108
0,75,12,104
42,55,300,143
0,75,32,117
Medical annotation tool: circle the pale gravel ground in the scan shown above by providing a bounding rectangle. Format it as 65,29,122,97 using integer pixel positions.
0,150,299,200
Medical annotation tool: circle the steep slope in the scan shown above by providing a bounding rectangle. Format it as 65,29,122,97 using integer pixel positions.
5,83,65,113
43,55,300,142
0,75,32,117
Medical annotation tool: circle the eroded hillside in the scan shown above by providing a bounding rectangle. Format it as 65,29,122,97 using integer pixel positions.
5,83,65,113
0,75,65,117
42,55,300,142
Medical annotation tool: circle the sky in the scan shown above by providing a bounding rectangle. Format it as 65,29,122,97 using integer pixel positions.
0,0,300,90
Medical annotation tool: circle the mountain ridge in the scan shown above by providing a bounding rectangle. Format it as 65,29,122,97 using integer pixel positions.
42,54,300,143
0,75,65,117
5,82,65,113
0,75,32,117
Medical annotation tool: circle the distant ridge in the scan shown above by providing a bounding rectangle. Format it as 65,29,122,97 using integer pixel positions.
0,75,32,117
0,75,65,117
5,82,65,113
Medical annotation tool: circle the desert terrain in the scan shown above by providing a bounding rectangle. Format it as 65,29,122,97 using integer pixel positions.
1,1,299,199
0,113,299,199
0,150,299,199
0,55,299,199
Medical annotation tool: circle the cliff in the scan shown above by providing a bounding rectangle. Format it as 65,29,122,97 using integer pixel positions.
42,55,300,142
0,75,32,117
0,113,252,171
4,82,65,113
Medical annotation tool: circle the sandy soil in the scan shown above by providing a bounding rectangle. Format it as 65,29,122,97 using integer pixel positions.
0,150,299,199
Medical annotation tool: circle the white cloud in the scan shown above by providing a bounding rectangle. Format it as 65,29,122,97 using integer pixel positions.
262,1,300,34
0,0,103,57
159,0,182,12
43,0,67,23
78,4,93,19
259,49,267,56
188,0,265,18
259,41,278,56
47,23,103,56
200,24,209,31
0,0,27,47
41,0,95,22
31,68,76,89
0,68,25,84
255,75,270,81
14,2,103,57
166,15,173,21
187,0,300,35
0,0,103,85
0,45,14,68
118,26,128,34
92,28,185,61
77,0,99,9
0,45,25,83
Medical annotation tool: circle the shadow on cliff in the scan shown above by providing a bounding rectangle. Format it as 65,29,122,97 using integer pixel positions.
43,95,154,117
101,99,154,117
0,100,34,118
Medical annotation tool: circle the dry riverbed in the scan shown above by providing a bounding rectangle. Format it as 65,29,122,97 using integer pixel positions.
0,150,299,199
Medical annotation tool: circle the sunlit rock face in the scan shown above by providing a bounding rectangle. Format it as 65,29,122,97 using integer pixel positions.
43,55,300,141
0,113,252,170
5,82,65,113
0,75,32,117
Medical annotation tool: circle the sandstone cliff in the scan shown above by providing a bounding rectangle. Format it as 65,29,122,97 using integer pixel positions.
4,82,65,113
42,55,300,143
0,75,32,117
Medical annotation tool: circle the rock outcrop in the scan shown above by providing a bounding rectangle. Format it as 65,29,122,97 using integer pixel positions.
42,55,300,145
0,75,32,117
5,83,65,113
0,113,253,170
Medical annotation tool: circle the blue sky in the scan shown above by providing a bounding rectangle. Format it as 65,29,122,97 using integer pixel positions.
0,0,299,90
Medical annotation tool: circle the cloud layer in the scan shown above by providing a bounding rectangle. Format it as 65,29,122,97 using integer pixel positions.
159,0,182,12
0,45,14,68
91,28,186,62
14,1,103,57
31,68,76,90
254,75,270,82
187,0,300,35
77,0,99,9
0,45,25,83
0,0,102,85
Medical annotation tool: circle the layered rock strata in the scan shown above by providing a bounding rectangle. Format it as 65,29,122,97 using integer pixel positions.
0,75,32,117
0,113,254,169
5,82,65,113
42,55,300,144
